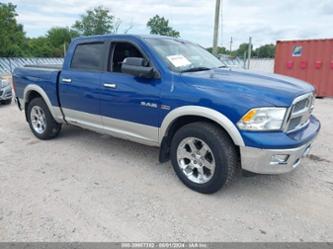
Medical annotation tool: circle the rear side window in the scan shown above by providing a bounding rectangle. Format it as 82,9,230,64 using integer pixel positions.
71,43,105,71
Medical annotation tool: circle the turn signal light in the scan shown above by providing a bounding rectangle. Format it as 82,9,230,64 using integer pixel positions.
242,109,257,123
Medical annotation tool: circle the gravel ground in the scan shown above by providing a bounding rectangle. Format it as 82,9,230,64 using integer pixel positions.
0,98,332,242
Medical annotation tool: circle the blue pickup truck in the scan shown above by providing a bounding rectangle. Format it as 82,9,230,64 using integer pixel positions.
13,34,320,193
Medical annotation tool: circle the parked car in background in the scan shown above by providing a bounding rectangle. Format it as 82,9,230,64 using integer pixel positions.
0,75,12,105
12,35,320,193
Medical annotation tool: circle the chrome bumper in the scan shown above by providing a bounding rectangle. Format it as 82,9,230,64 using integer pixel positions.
240,139,315,174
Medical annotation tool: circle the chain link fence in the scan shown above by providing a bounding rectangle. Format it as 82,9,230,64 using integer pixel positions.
221,56,274,73
0,58,63,76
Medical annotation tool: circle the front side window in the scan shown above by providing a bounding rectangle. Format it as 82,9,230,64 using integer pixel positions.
111,42,145,73
71,43,105,71
145,38,225,72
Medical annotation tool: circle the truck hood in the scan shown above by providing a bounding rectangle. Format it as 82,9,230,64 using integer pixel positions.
180,68,315,107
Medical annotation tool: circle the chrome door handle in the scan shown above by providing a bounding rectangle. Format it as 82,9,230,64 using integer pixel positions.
62,78,72,83
104,83,117,89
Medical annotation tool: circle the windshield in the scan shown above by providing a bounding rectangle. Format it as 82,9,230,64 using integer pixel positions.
145,38,225,73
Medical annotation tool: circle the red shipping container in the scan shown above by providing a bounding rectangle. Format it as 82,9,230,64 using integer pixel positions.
274,39,333,97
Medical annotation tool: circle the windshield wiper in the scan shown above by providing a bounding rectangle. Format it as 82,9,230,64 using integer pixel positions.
180,67,211,73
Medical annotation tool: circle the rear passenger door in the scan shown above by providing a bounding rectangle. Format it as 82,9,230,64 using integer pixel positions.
59,42,107,127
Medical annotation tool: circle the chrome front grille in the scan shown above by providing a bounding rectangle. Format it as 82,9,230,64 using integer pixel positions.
293,98,310,112
284,93,314,133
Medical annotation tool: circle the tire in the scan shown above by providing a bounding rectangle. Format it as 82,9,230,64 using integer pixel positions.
27,97,61,140
170,121,238,194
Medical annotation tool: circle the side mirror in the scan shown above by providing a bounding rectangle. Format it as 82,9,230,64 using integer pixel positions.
121,57,156,79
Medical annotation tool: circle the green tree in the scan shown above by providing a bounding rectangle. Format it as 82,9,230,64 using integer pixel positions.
147,15,180,37
46,27,79,56
47,27,79,48
0,3,27,56
254,44,275,58
235,43,253,57
26,37,53,57
207,46,228,55
72,6,119,35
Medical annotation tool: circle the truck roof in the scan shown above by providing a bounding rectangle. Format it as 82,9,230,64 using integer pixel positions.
71,34,183,43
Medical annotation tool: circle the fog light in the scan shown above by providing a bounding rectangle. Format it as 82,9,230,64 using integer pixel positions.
270,154,289,165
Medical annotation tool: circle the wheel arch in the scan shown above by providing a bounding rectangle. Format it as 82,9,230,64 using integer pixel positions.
158,106,244,162
23,84,63,123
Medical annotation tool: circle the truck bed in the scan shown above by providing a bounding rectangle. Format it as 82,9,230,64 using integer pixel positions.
13,65,62,109
24,64,62,70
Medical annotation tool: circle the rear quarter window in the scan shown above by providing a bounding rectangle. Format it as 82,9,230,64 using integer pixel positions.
71,43,105,71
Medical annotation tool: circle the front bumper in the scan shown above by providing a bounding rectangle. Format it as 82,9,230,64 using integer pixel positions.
240,115,320,174
0,86,12,101
241,139,314,174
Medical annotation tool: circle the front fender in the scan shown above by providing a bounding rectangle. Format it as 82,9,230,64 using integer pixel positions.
159,105,245,146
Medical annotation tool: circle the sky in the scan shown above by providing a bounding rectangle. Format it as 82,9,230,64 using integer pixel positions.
3,0,333,48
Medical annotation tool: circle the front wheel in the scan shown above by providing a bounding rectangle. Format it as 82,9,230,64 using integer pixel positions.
170,122,238,194
27,97,61,140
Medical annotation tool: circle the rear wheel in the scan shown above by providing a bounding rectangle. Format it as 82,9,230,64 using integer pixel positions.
170,122,238,194
27,97,61,140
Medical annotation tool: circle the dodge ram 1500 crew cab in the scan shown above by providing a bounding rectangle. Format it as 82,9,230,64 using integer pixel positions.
13,34,320,193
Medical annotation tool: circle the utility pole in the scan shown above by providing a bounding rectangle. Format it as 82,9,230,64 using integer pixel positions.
63,43,67,57
229,36,233,55
212,0,221,56
247,36,252,69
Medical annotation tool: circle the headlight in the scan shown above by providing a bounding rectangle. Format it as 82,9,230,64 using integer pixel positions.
0,79,10,88
237,107,287,131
